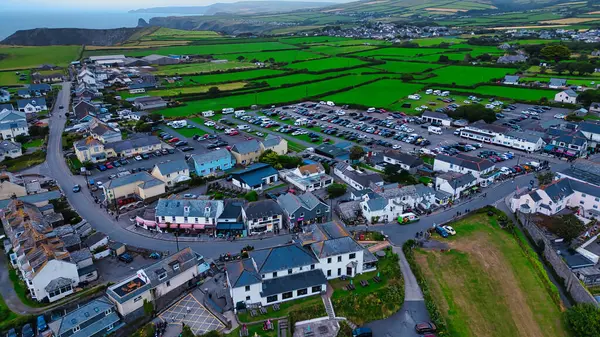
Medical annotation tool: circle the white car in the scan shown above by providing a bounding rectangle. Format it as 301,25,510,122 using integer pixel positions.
336,111,345,116
135,155,142,161
256,132,264,137
529,111,538,116
238,124,250,130
443,225,456,235
392,144,401,150
96,181,103,187
204,121,216,127
554,114,565,119
521,110,530,115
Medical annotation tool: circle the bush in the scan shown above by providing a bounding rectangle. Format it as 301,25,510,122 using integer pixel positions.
244,190,258,202
564,304,600,337
327,183,347,198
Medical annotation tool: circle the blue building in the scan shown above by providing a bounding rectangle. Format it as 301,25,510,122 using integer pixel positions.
48,296,122,337
187,148,235,177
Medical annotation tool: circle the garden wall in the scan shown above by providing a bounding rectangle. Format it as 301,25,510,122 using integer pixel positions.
516,212,599,306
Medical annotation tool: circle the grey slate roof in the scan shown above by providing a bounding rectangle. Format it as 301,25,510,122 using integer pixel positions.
17,98,46,109
549,78,567,87
564,89,578,97
335,162,383,188
48,296,118,337
506,130,545,143
580,121,600,135
0,140,21,154
70,248,92,263
0,103,14,111
45,277,73,292
422,111,451,120
383,150,424,168
226,258,261,288
84,232,108,247
310,236,364,258
529,190,542,202
188,148,233,166
436,153,494,172
262,134,283,148
244,199,283,219
277,192,326,215
560,160,600,186
0,189,61,209
543,178,600,201
231,139,261,155
366,195,388,211
232,163,278,187
154,159,189,176
0,109,26,122
437,172,477,188
104,135,161,153
260,269,326,297
219,200,244,220
104,171,162,189
250,243,319,274
504,75,520,82
156,198,223,218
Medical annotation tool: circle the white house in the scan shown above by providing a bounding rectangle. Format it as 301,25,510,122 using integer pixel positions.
226,222,376,307
154,198,223,232
0,140,23,160
231,163,279,191
435,172,478,200
242,200,283,235
334,162,383,191
0,109,29,140
279,163,334,192
433,153,497,186
555,89,578,104
459,121,545,152
421,111,452,126
362,183,441,223
151,160,191,187
382,151,424,173
17,98,47,113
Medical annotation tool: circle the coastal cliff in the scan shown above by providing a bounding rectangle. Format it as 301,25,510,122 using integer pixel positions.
1,27,148,46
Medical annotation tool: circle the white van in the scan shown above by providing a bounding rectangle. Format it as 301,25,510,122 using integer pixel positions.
234,110,246,117
441,91,450,97
428,126,443,135
326,101,335,106
425,89,433,94
408,94,421,100
367,107,376,113
222,108,234,114
202,110,215,117
433,90,441,95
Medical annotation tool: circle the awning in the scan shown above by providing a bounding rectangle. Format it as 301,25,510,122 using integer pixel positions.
179,224,193,229
216,223,245,231
193,224,205,229
556,148,564,153
158,223,168,228
543,144,555,152
170,223,179,229
136,216,156,227
566,150,576,156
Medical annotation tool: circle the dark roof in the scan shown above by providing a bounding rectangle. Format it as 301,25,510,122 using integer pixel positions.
17,98,46,109
315,143,349,158
45,277,73,292
335,162,383,188
437,172,476,188
219,200,244,220
543,178,600,201
436,153,495,172
422,111,451,120
226,258,261,288
231,163,278,187
244,199,283,219
231,139,261,155
73,101,96,120
260,269,326,297
310,236,364,258
580,121,600,135
104,135,161,153
529,190,542,202
560,160,600,186
84,232,107,247
383,150,424,168
250,243,319,274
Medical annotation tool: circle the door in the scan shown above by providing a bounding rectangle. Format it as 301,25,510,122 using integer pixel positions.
346,267,353,276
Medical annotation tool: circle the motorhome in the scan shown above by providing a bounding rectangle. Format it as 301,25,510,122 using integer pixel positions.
202,110,215,117
169,120,187,129
428,126,442,135
222,108,234,114
234,110,246,117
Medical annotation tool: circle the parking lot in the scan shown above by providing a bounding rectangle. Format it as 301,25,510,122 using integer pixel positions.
159,292,225,335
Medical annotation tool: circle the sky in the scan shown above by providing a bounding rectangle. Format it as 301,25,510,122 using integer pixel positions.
1,0,347,11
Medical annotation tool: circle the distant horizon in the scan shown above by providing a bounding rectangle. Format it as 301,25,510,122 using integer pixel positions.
1,0,351,12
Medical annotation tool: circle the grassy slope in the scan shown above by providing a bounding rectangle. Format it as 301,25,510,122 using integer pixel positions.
414,214,568,337
0,45,82,70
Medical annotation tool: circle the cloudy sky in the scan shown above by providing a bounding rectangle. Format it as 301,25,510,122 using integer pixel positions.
2,0,345,11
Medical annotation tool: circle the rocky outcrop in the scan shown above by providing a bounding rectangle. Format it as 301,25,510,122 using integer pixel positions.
138,18,149,28
1,27,147,46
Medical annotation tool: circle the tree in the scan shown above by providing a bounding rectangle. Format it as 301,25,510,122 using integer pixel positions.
236,55,245,62
181,325,196,337
463,53,473,62
477,53,492,62
29,125,49,138
383,165,417,185
349,145,365,161
564,304,600,337
540,45,571,62
149,113,163,122
244,190,258,202
554,62,569,75
438,55,450,63
577,88,600,106
143,299,154,316
549,214,585,243
259,150,282,169
535,171,554,185
199,331,222,337
15,134,30,144
207,86,220,97
135,120,152,132
447,104,496,123
327,183,347,198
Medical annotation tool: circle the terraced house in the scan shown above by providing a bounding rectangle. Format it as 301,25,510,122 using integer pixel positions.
48,296,122,337
277,192,330,228
151,159,191,187
187,148,235,177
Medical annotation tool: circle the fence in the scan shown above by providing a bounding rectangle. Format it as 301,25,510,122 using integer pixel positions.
516,211,599,306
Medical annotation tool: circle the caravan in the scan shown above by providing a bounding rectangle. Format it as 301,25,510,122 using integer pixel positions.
168,120,187,129
222,108,234,114
234,110,246,117
202,110,215,117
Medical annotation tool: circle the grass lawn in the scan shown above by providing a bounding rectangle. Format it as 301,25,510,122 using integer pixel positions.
285,57,368,72
237,295,325,323
122,82,247,98
420,65,514,86
370,61,443,73
0,71,25,86
280,36,353,45
447,85,558,101
8,268,45,308
154,62,257,76
308,45,378,55
23,139,43,149
0,293,18,323
148,27,220,39
120,42,299,57
410,37,466,46
214,50,322,63
413,213,568,337
0,45,82,70
169,126,209,138
287,140,306,152
164,69,285,87
354,47,449,59
331,248,404,325
324,79,424,108
0,151,45,172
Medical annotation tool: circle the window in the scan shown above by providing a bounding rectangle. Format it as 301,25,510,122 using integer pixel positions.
288,269,292,275
107,324,114,331
245,286,250,292
104,308,112,316
595,205,598,209
171,216,176,222
246,296,251,301
262,274,265,279
595,198,599,202
166,281,171,287
312,285,322,293
273,272,277,278
158,273,167,281
583,194,587,197
134,296,142,303
195,218,199,223
349,253,356,259
300,213,304,218
297,288,308,296
311,264,315,270
267,295,278,303
580,201,585,205
327,270,331,277
316,209,321,214
183,217,188,223
73,326,80,333
282,292,293,299
337,256,342,262
337,268,341,276
327,257,332,264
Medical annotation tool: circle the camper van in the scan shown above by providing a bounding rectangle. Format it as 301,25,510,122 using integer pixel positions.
234,110,246,117
408,94,421,100
222,108,234,114
428,126,443,135
367,107,376,113
441,91,450,97
433,90,441,96
169,120,187,129
397,213,419,224
326,101,335,106
425,89,433,94
202,110,215,117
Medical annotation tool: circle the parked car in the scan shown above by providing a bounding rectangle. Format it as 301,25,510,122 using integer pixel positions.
434,225,449,238
415,322,437,334
443,225,456,235
118,253,133,263
72,185,81,193
352,327,372,337
22,324,34,337
7,328,17,337
135,155,142,161
37,315,48,334
142,153,150,160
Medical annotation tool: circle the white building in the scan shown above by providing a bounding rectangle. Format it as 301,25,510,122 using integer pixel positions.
225,222,376,307
279,163,334,192
555,89,578,104
382,151,424,173
334,162,383,191
231,163,279,191
421,111,452,126
435,172,478,200
459,121,545,152
361,183,442,223
433,153,497,186
0,109,29,140
242,200,283,235
154,198,223,232
151,160,191,187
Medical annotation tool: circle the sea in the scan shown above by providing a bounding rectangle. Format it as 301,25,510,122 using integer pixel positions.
0,11,191,40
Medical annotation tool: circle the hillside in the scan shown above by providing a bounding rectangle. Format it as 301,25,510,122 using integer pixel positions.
1,27,155,46
130,1,338,15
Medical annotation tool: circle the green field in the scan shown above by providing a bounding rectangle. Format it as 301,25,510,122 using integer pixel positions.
286,56,368,72
413,213,568,337
0,71,23,86
308,45,378,55
448,85,558,101
421,66,514,86
411,37,466,46
0,45,82,70
147,27,220,39
158,74,381,116
324,79,424,108
213,49,321,63
279,36,353,45
154,62,257,75
122,82,247,98
164,69,285,86
371,61,442,73
354,47,449,59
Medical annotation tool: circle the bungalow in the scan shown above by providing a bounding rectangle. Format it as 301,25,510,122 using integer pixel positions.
549,78,567,89
497,54,527,64
315,143,350,161
242,200,284,235
107,248,199,317
334,162,384,191
17,98,48,113
231,163,279,191
151,159,191,187
231,139,262,165
421,111,452,126
0,109,28,140
0,88,10,102
133,96,167,110
103,171,166,202
555,89,578,104
279,163,334,192
382,151,424,173
32,72,64,84
0,140,23,161
187,148,235,177
503,75,520,85
277,192,330,228
17,89,32,99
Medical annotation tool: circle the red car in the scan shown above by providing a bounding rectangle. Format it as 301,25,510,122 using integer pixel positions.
105,162,114,169
168,138,180,143
229,130,239,136
415,322,437,334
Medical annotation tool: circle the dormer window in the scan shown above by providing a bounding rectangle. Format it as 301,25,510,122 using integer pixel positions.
173,263,179,271
158,272,167,280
